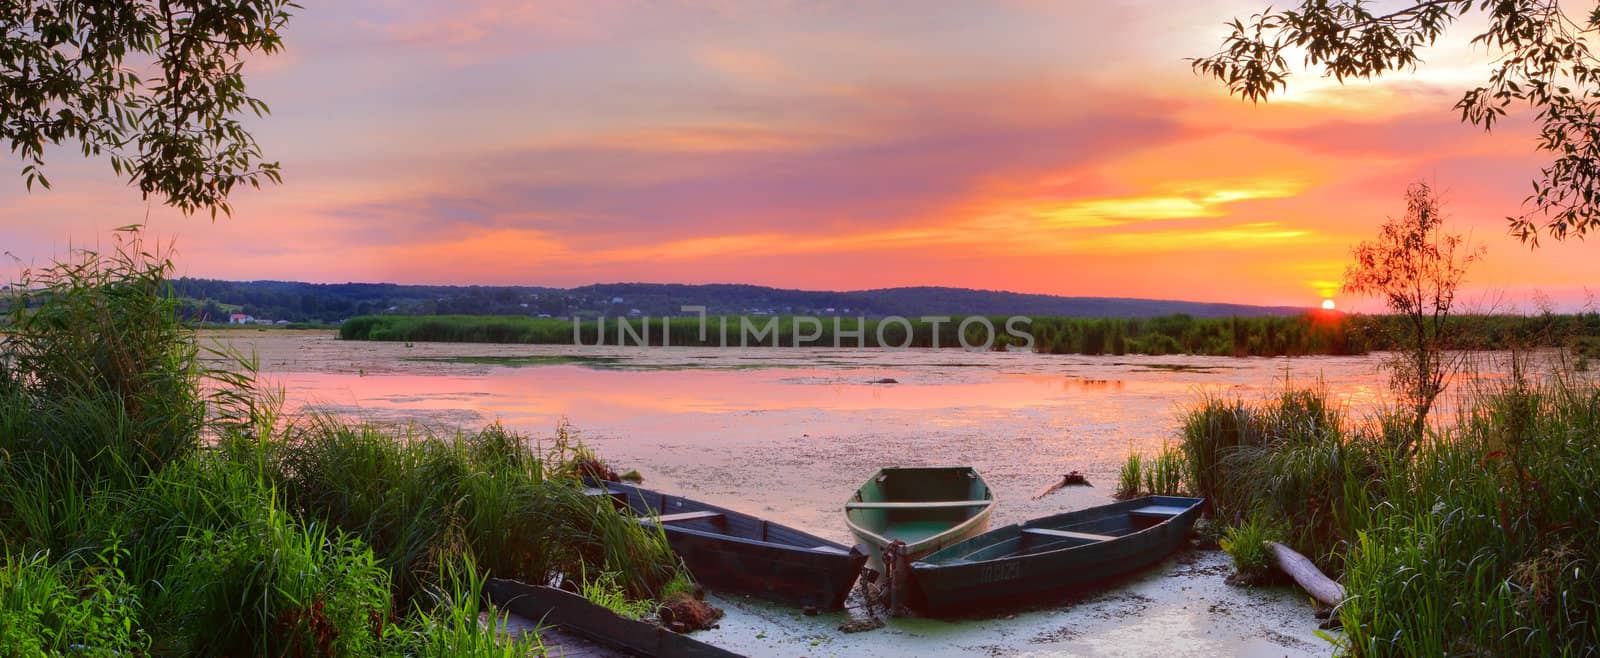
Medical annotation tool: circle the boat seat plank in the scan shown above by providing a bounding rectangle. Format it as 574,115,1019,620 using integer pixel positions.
1022,527,1115,542
811,545,849,555
1129,505,1189,518
640,511,723,524
581,487,613,497
845,500,992,510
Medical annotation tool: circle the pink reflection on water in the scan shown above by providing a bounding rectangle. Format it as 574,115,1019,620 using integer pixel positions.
225,331,1560,540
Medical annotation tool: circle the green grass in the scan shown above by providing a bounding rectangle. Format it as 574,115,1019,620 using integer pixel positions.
1333,371,1600,655
1218,515,1282,581
1178,367,1600,654
1115,442,1188,499
0,235,686,655
1115,452,1143,500
1142,442,1186,496
0,544,151,656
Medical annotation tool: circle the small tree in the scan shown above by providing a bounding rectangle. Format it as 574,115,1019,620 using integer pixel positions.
1344,182,1483,453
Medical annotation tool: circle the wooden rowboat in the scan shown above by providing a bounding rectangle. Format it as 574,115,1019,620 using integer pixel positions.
594,481,867,610
909,495,1204,615
843,467,995,563
485,578,742,657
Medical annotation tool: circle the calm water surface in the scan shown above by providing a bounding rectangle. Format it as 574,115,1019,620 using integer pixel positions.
211,329,1559,657
215,329,1422,538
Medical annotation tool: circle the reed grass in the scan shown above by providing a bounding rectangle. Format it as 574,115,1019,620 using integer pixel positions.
1142,443,1187,496
1179,362,1600,654
0,237,686,655
1115,453,1143,500
342,311,1600,359
1114,442,1190,499
274,416,680,605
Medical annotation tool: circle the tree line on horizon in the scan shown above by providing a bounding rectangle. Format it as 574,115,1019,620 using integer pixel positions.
151,278,1311,325
337,311,1600,359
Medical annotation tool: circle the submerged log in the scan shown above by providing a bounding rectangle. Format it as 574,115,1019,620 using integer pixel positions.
1031,471,1093,500
1266,541,1344,608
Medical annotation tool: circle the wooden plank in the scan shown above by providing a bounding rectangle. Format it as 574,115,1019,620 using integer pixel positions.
1129,505,1189,518
643,511,723,524
845,500,991,510
485,578,745,658
581,487,613,497
811,545,849,554
1021,527,1115,542
1267,541,1345,607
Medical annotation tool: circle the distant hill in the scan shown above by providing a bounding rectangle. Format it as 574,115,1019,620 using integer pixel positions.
168,278,1309,324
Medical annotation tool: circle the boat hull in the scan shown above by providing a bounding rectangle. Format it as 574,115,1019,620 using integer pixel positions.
844,467,995,562
910,496,1203,616
603,482,867,610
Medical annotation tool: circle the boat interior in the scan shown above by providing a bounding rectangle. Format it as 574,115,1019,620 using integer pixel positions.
925,498,1198,564
846,467,993,542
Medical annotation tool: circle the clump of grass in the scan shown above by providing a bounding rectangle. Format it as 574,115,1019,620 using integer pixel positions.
1218,515,1281,583
156,507,391,656
0,543,150,656
1126,441,1190,499
579,566,655,620
1179,395,1262,519
1177,386,1366,568
386,553,546,657
1143,442,1186,496
1115,452,1143,500
272,416,681,606
1116,442,1188,499
2,228,201,483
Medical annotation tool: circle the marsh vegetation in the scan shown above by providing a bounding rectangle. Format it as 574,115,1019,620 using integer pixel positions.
339,312,1600,358
0,236,688,655
1143,369,1600,655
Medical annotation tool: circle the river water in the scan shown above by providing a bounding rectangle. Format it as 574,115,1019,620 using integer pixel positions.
208,329,1548,657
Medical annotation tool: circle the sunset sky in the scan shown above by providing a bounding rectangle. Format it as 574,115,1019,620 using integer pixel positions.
3,1,1597,309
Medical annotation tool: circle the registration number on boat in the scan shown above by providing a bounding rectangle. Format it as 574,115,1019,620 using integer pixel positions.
976,561,1020,583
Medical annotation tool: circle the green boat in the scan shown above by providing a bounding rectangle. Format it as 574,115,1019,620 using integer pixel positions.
909,495,1204,615
844,467,995,562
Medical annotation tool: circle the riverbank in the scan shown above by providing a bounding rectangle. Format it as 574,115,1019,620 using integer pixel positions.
702,549,1324,657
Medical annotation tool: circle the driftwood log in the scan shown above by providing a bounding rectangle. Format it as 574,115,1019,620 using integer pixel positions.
1031,471,1093,500
1267,541,1344,608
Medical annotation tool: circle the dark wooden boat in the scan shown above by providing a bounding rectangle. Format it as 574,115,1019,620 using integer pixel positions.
486,578,743,657
844,467,995,562
909,495,1204,615
594,482,867,610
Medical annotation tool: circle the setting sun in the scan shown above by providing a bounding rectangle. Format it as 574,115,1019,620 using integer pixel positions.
1322,299,1336,310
